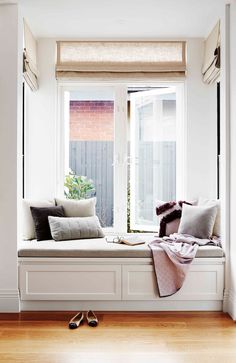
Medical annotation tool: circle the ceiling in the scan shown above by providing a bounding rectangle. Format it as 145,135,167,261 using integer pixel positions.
19,0,224,39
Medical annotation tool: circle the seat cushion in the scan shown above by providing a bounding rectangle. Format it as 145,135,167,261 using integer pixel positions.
18,237,224,258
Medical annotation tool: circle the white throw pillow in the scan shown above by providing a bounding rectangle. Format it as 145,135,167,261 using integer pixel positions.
55,197,96,217
22,199,55,240
48,215,104,241
178,204,217,239
198,197,220,237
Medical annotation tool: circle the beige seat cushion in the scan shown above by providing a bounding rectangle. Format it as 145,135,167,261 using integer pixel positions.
18,237,224,258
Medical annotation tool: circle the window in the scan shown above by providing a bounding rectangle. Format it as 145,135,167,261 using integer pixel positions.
66,87,114,227
130,88,178,231
58,83,185,233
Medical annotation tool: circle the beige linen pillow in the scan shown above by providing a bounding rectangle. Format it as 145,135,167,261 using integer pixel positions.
55,198,96,217
48,215,104,241
22,199,55,240
178,204,217,239
198,197,220,237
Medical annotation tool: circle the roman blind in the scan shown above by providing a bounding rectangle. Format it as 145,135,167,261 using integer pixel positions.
202,21,220,84
23,19,39,91
56,41,186,79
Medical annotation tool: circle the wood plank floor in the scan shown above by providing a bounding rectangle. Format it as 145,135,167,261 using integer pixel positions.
0,312,235,363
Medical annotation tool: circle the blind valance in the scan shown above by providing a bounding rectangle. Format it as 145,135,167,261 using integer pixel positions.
202,21,220,84
23,19,39,91
56,41,186,79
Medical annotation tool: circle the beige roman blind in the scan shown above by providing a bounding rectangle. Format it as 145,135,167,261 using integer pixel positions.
23,19,39,91
202,21,220,84
56,41,186,79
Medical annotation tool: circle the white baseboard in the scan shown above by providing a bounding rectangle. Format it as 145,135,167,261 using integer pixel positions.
20,300,223,312
0,290,20,312
224,288,236,320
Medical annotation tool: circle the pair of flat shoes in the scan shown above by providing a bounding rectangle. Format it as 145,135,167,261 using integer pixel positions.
68,310,98,329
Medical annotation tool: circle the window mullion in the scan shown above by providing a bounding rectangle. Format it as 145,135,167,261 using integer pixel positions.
113,85,128,233
176,84,186,200
57,85,69,198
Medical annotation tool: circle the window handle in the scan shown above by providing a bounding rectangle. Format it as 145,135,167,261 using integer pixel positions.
126,156,132,165
112,155,123,166
126,156,139,165
113,155,139,166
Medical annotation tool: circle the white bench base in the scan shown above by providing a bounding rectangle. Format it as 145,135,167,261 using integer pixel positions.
20,300,223,311
18,257,225,311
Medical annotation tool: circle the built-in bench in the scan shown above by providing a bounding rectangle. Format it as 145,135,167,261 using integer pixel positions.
18,237,224,258
18,237,225,312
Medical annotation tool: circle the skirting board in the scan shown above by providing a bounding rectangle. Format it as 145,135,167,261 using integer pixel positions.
224,288,236,320
0,290,20,312
20,300,223,312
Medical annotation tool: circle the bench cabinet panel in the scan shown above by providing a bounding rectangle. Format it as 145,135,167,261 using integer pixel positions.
122,264,224,301
20,264,121,300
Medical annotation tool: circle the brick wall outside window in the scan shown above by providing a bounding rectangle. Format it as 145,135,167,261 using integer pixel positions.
70,100,114,141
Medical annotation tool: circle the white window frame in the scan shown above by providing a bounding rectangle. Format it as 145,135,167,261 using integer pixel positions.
56,80,186,234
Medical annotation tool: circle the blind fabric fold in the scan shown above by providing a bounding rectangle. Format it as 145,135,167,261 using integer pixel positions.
202,21,220,84
23,20,39,91
56,41,186,79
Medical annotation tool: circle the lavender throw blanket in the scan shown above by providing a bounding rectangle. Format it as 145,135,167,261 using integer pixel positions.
149,233,221,297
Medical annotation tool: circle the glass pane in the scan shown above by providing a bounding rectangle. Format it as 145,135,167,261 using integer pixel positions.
130,88,176,230
66,87,114,227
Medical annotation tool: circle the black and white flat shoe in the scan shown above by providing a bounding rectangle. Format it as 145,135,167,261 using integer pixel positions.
68,312,84,329
86,310,98,327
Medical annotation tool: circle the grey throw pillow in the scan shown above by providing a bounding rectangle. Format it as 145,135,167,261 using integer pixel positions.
178,204,217,239
48,216,105,241
198,197,221,237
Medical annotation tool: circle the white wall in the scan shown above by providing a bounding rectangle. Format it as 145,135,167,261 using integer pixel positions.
25,38,217,202
226,0,236,319
25,39,57,199
0,3,22,311
186,39,217,200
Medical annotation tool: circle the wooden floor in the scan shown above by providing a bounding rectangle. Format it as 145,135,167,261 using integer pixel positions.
0,312,235,363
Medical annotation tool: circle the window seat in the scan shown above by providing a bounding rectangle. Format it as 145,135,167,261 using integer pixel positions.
18,237,225,312
18,237,224,258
